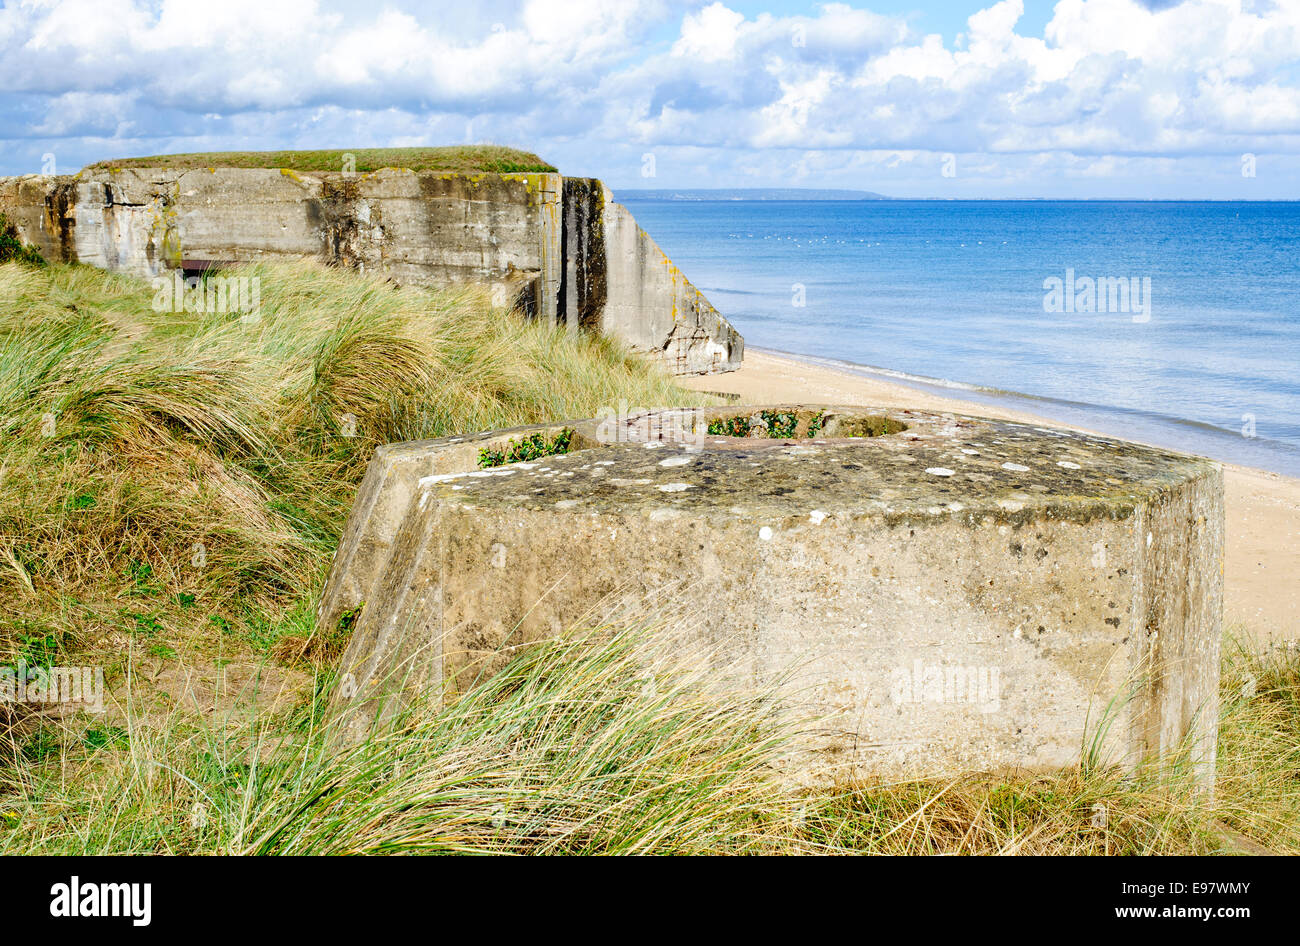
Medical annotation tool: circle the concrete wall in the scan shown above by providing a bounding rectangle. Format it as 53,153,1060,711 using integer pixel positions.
0,167,741,375
556,178,742,374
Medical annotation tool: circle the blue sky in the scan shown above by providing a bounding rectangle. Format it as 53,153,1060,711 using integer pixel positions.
1,0,1297,197
724,0,1058,39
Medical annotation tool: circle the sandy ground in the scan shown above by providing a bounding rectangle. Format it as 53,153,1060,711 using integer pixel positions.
682,349,1300,642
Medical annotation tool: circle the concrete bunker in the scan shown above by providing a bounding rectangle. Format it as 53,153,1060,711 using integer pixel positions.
0,168,743,375
319,405,1224,786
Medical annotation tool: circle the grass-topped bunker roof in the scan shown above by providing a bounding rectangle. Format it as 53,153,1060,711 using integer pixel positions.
84,145,556,175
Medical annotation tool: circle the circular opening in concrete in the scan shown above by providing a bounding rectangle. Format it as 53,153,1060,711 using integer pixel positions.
706,409,907,440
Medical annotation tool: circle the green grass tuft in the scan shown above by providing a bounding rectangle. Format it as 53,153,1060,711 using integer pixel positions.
3,622,805,854
0,215,46,268
84,146,556,175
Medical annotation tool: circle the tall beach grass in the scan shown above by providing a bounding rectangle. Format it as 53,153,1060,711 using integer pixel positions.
2,620,1296,855
0,256,1295,856
0,258,691,672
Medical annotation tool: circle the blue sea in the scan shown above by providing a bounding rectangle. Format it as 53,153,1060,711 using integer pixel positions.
620,199,1300,476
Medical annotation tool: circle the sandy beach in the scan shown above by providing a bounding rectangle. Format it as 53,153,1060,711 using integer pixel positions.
682,348,1300,642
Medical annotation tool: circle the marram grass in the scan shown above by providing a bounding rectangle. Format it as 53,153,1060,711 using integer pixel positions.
2,623,1297,855
3,623,808,855
0,258,692,667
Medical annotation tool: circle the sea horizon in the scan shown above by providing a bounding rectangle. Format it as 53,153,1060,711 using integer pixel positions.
615,190,1300,203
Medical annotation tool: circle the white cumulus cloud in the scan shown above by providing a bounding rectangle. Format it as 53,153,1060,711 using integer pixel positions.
0,0,1295,196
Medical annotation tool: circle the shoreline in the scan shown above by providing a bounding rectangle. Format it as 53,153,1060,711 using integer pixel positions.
681,347,1300,641
750,347,1300,479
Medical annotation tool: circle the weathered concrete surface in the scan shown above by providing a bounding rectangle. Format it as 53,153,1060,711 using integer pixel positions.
0,168,741,374
322,406,1224,786
598,189,742,375
0,168,563,320
316,419,603,638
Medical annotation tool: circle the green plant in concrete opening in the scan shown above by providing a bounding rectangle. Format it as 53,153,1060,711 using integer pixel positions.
0,214,45,267
707,410,809,439
707,415,751,437
477,428,576,469
760,410,799,438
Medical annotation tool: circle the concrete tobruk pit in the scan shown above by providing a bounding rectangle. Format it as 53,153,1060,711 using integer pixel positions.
318,404,1223,787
